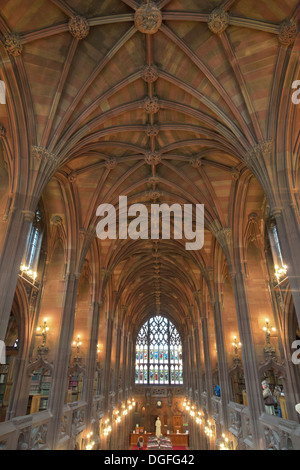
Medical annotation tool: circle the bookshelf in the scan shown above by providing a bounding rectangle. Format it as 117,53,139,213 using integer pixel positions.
0,349,18,421
27,368,51,414
68,373,83,402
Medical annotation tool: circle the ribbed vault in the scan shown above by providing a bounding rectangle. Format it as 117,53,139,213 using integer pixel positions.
0,0,299,330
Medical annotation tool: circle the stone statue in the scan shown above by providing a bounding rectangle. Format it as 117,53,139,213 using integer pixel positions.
262,380,276,415
155,417,162,439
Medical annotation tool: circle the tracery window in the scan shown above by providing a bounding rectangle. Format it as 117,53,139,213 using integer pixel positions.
135,316,183,385
23,209,44,273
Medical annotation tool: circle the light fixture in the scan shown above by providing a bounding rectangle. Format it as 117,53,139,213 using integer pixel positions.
275,264,287,282
263,319,277,356
36,318,49,346
85,431,95,450
232,336,242,365
219,433,232,451
20,264,38,281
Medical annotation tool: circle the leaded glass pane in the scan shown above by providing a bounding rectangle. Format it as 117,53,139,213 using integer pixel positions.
135,315,183,385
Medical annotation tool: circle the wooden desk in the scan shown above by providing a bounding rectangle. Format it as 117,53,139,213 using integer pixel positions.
130,433,189,448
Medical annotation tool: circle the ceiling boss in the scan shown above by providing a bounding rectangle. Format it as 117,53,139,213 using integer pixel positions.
134,1,163,35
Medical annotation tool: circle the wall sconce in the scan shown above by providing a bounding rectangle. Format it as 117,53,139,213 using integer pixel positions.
204,419,215,439
263,319,277,357
36,318,49,346
219,433,232,451
97,343,102,354
275,264,287,282
36,318,49,358
20,264,38,281
103,419,112,436
72,335,82,363
85,431,95,450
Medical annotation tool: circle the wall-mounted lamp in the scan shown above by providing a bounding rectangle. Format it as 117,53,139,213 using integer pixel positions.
263,319,277,357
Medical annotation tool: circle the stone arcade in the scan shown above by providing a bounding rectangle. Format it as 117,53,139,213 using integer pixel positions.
0,0,299,452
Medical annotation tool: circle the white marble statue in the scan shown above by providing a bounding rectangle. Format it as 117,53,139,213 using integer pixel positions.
155,417,162,439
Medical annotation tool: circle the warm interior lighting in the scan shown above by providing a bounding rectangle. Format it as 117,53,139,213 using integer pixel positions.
275,264,287,281
20,264,38,281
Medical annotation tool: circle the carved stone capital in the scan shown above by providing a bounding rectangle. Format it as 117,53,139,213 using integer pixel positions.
5,33,23,57
69,16,90,40
32,146,58,167
208,8,230,35
278,19,298,46
134,2,162,35
51,215,63,226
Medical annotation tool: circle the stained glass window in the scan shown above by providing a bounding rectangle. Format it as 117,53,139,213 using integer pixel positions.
135,316,183,385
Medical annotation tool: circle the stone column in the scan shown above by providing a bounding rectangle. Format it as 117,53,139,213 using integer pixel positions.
201,317,213,415
193,323,203,404
103,316,114,410
272,205,300,325
85,301,102,425
211,300,231,429
232,269,264,449
188,334,197,401
47,272,80,449
182,337,190,396
120,333,128,401
113,326,122,405
0,208,35,340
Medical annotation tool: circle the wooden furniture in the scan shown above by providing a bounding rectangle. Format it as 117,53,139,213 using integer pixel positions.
279,396,288,420
173,416,183,434
27,394,42,415
130,432,189,448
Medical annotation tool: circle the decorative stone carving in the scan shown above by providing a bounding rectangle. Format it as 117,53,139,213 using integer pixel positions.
208,8,230,35
143,96,160,114
149,189,161,200
190,156,203,168
231,168,240,181
146,124,160,137
148,176,160,185
134,1,162,35
31,424,48,450
68,172,77,183
69,15,90,40
246,140,273,163
51,215,62,226
105,157,117,170
0,125,6,138
5,33,23,57
142,64,159,83
145,151,161,165
278,20,298,46
32,146,58,167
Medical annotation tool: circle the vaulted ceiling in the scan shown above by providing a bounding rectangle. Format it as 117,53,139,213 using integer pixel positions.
0,0,299,330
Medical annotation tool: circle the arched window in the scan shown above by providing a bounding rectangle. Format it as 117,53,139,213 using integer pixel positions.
22,209,44,275
268,222,287,281
135,316,183,385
